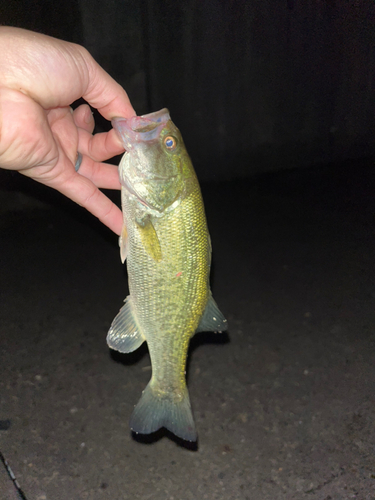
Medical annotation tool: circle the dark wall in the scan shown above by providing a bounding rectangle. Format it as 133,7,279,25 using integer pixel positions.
1,0,84,43
144,1,375,180
2,1,375,180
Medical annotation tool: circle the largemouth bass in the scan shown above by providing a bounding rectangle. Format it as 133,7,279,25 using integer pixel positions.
107,108,227,441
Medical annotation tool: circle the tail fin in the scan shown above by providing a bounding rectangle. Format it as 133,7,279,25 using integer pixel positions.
130,381,197,442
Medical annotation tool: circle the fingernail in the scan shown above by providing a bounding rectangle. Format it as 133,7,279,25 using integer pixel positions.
85,110,94,124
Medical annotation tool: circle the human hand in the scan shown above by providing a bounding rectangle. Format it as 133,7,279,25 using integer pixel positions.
0,27,135,234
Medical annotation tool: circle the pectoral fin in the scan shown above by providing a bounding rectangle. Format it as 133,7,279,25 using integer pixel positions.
196,293,228,333
107,296,145,353
119,224,128,264
136,218,162,262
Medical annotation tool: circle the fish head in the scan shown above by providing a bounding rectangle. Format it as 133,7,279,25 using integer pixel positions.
112,109,193,213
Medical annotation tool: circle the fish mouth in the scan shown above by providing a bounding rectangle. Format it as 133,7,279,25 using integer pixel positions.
112,109,171,149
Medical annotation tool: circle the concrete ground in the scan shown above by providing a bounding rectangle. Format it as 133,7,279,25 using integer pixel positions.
0,160,375,500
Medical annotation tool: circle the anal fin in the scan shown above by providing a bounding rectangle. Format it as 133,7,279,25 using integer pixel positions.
107,296,145,353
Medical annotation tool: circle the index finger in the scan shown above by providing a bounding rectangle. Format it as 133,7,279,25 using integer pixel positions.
0,27,136,121
78,46,136,121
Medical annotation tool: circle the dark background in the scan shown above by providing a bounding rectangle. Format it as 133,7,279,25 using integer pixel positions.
2,0,375,180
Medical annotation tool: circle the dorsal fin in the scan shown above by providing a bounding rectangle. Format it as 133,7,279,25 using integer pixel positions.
196,293,228,333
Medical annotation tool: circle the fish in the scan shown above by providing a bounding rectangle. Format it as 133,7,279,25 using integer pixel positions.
107,108,227,441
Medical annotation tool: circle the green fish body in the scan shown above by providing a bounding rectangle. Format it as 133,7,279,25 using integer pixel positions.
107,109,227,441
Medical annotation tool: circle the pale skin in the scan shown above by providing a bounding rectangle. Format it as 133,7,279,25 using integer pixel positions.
0,27,136,235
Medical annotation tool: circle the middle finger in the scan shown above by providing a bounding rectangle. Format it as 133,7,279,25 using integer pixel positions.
73,104,95,134
77,127,125,163
75,155,121,190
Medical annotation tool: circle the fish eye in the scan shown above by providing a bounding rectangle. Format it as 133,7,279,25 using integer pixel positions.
164,136,177,150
